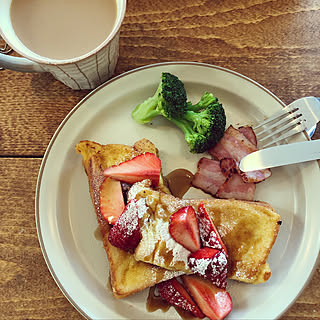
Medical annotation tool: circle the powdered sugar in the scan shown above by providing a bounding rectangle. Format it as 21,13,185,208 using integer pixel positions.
189,252,227,276
203,230,223,250
134,204,191,271
127,180,152,201
188,257,212,276
154,208,191,267
161,283,191,309
163,270,184,279
136,198,148,219
188,250,228,288
118,200,138,237
197,203,227,254
108,199,140,251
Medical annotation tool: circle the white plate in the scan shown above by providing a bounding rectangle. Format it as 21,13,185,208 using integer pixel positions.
36,62,320,320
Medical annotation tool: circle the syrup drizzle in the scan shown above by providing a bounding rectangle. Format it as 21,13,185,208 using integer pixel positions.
165,169,194,198
147,287,199,320
94,226,103,241
146,286,170,313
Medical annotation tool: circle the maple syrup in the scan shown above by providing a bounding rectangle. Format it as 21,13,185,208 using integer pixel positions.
165,169,194,198
107,275,113,291
175,306,200,320
146,286,200,320
146,286,170,312
94,226,103,241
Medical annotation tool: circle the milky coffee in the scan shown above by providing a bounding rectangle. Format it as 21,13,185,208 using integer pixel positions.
10,0,117,60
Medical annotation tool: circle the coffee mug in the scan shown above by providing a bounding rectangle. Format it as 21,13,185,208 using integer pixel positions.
0,0,126,90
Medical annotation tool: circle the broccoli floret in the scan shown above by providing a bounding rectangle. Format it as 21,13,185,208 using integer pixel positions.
170,101,226,153
132,72,187,124
131,72,226,153
170,118,210,153
187,91,219,112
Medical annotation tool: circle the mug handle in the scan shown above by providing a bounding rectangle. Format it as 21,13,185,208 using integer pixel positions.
0,53,44,73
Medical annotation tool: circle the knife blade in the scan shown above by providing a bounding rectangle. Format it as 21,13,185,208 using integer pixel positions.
239,139,320,172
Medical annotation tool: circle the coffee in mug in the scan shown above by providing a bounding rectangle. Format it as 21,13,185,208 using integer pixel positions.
0,0,126,90
10,0,117,60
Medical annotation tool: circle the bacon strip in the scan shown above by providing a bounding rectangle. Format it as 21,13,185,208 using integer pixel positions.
216,174,256,201
192,157,256,201
192,158,227,196
238,126,257,146
220,158,238,177
209,125,271,183
192,126,272,200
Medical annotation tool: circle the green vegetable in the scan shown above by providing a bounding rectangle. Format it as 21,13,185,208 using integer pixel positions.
171,101,226,153
187,91,218,112
132,72,187,124
131,73,226,153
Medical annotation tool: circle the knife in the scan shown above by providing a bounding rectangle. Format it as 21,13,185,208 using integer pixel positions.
239,140,320,172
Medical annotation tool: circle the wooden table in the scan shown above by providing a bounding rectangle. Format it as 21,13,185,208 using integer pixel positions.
0,0,319,319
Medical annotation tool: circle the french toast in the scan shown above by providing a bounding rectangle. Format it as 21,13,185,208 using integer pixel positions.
76,139,181,298
129,182,281,284
76,138,281,299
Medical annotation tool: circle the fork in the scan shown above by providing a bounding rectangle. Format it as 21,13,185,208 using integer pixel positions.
253,97,320,148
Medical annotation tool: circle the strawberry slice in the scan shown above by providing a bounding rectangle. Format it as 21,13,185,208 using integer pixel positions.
157,278,204,318
188,247,228,289
197,203,228,255
108,199,140,251
99,177,125,225
182,275,232,320
169,206,201,252
103,152,161,186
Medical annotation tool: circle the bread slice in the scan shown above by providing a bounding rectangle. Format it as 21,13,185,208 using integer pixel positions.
129,183,281,284
76,139,181,298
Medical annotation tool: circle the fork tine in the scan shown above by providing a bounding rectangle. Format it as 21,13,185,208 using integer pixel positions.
254,97,320,148
261,125,305,148
253,104,297,129
259,118,303,142
255,112,301,137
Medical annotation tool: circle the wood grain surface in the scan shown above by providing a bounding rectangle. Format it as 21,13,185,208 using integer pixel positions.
0,0,319,319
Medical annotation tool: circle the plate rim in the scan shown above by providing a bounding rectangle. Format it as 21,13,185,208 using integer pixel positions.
35,61,319,320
